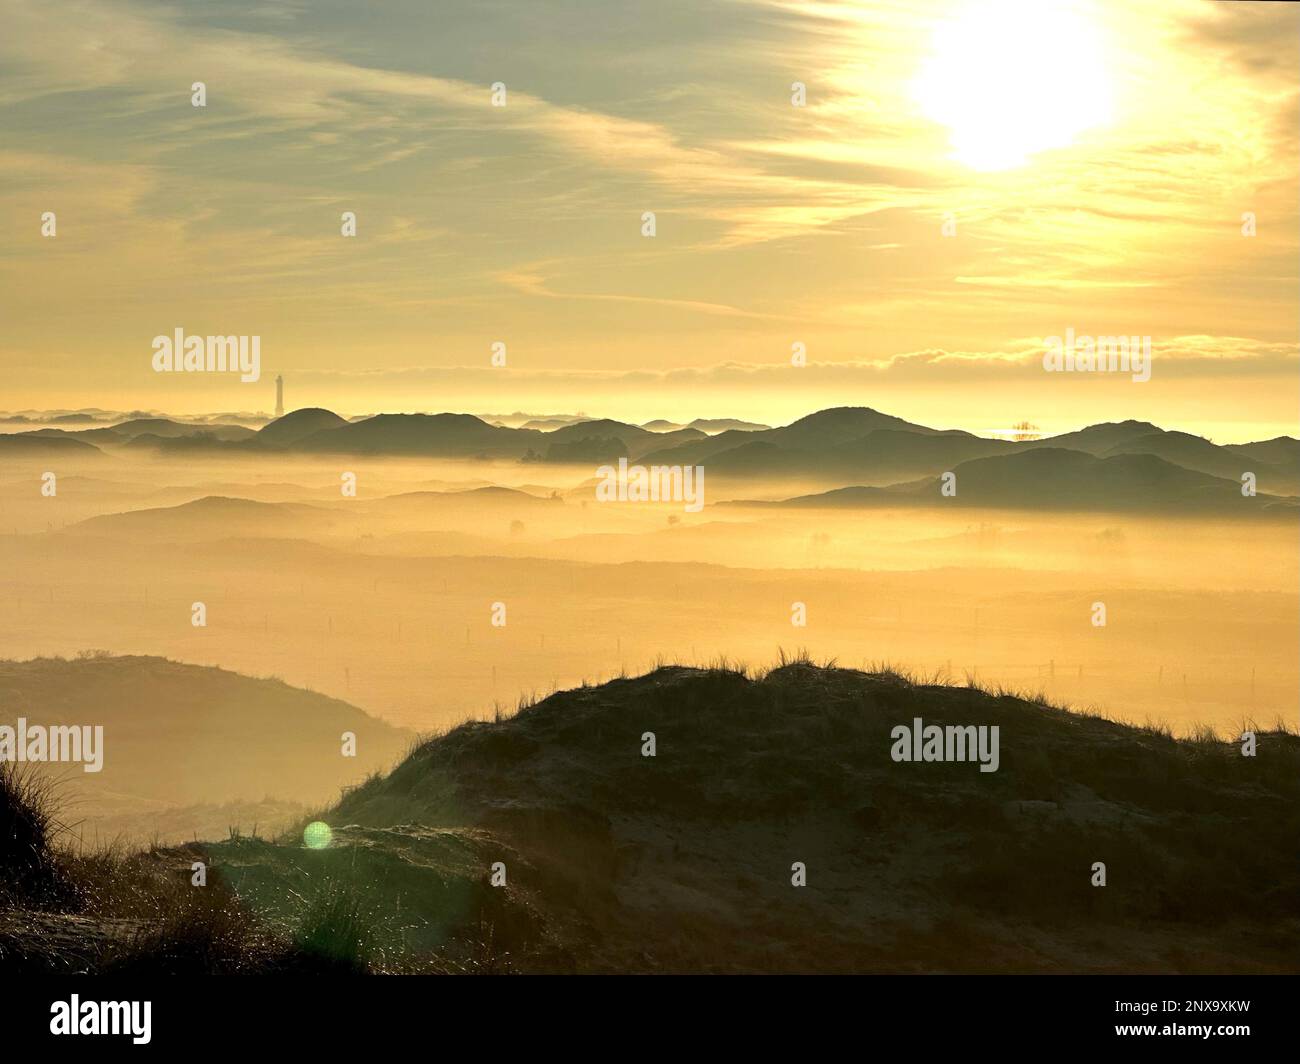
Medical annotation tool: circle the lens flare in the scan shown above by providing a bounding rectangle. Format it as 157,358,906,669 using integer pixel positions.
303,821,333,849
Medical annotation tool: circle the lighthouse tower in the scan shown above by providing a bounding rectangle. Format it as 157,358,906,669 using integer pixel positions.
275,374,284,418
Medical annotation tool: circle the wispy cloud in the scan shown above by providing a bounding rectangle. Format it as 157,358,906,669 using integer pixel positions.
0,0,1295,436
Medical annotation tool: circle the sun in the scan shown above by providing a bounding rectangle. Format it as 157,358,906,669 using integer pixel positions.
912,0,1114,171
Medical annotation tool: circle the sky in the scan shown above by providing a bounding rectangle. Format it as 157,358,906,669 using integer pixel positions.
1,0,1296,441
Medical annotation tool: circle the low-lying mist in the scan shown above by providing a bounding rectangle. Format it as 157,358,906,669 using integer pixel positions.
2,452,1293,747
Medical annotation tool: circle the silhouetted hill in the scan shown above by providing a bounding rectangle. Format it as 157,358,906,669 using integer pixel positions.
686,418,769,434
701,428,1012,480
637,410,1297,497
31,418,255,444
56,406,1286,501
730,449,1298,513
257,408,349,446
121,432,246,453
62,488,571,546
639,405,993,473
1094,430,1293,490
0,435,104,458
541,434,628,464
776,406,948,444
938,449,1265,510
640,407,972,469
1022,420,1163,455
640,418,765,434
543,419,705,460
295,413,537,457
521,417,581,431
1236,436,1300,468
371,486,562,515
68,495,343,539
0,654,410,822
820,428,1013,477
634,429,762,466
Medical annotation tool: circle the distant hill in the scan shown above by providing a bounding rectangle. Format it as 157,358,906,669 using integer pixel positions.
632,417,770,435
64,489,565,545
542,419,706,461
110,418,256,442
631,409,1300,497
540,433,628,464
256,408,349,447
639,406,956,468
0,435,104,458
687,417,769,434
293,412,539,457
1022,420,1163,455
934,448,1260,510
521,418,582,431
121,432,247,453
10,404,1295,504
771,406,947,444
30,418,256,444
586,405,1299,508
730,449,1298,514
1091,430,1288,487
68,496,345,540
1236,436,1300,469
700,428,1012,480
369,486,562,516
819,428,1012,477
0,654,410,827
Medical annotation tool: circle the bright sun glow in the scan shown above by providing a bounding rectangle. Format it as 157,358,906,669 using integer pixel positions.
913,0,1115,171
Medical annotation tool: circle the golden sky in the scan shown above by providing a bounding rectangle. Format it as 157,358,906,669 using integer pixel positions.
1,0,1296,440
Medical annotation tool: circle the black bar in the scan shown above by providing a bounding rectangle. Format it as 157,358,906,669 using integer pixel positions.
6,974,1294,1051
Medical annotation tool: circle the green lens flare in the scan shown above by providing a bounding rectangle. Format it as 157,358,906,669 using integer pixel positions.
303,821,333,849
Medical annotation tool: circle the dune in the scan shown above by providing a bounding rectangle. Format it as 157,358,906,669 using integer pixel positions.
68,495,344,540
295,412,538,458
4,662,1293,973
0,654,410,838
1021,420,1163,455
542,419,706,460
29,418,256,445
687,417,770,434
729,448,1299,514
256,408,350,447
0,434,104,458
1098,430,1295,491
